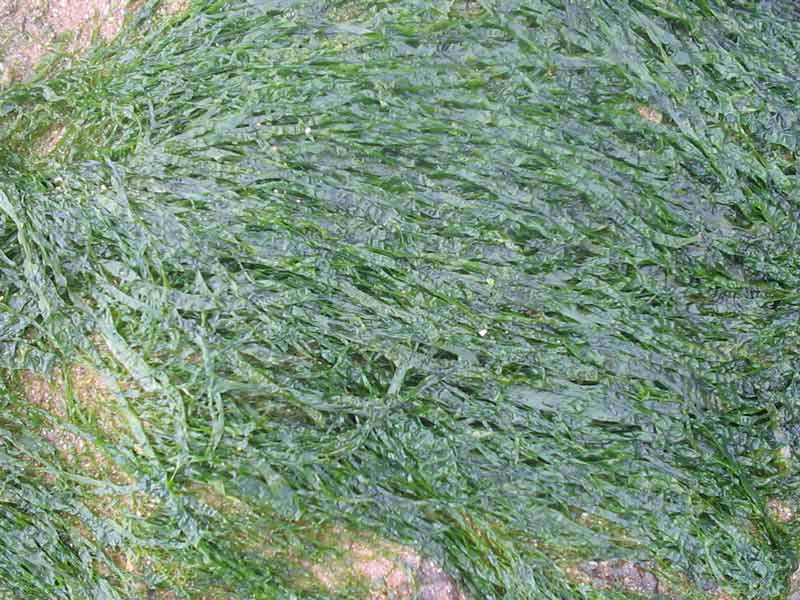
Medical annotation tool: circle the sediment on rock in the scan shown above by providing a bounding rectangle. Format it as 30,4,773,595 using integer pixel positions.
566,560,661,597
302,529,467,599
0,0,189,84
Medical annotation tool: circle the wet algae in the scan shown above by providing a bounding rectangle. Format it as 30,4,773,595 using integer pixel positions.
0,0,799,598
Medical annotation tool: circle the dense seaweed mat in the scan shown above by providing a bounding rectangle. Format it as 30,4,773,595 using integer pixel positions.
1,0,799,597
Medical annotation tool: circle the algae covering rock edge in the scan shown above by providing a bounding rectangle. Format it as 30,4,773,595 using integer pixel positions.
0,0,129,84
0,0,189,85
0,0,799,599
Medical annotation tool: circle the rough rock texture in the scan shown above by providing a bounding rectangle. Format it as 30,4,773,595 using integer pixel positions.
789,566,800,600
637,105,663,124
0,0,129,83
0,0,188,83
567,560,661,596
766,498,795,523
307,529,467,600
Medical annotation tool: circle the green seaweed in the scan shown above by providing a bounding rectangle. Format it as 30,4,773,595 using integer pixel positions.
0,0,798,598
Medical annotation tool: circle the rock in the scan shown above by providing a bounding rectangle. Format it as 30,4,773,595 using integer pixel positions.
766,498,795,523
306,529,468,599
568,559,660,596
637,106,663,124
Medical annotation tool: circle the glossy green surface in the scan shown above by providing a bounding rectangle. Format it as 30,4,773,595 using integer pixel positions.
0,1,798,597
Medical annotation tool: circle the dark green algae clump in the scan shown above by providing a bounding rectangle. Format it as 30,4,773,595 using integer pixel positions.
0,0,799,598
